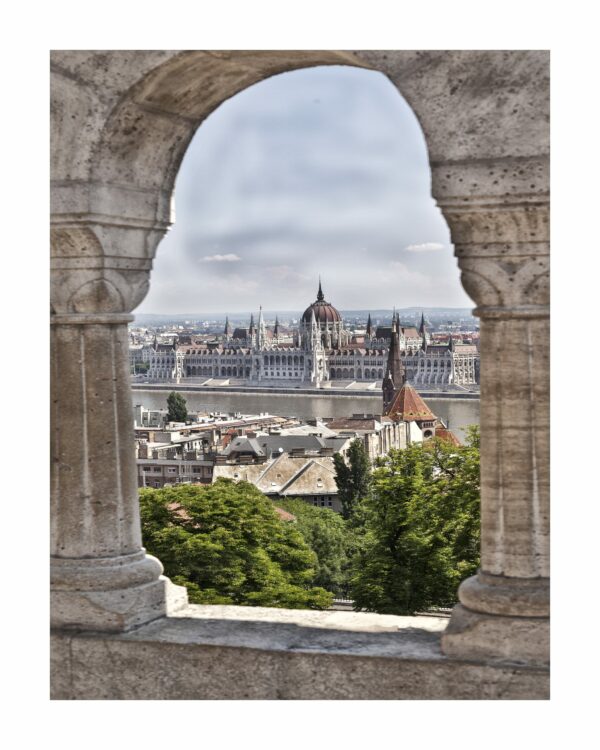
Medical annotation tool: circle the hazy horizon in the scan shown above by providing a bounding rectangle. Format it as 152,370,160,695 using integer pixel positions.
133,305,476,322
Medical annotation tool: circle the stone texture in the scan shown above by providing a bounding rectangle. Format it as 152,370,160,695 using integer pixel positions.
51,606,548,700
50,50,550,694
441,604,549,668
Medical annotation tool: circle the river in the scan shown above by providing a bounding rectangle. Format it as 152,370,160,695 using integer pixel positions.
131,388,479,443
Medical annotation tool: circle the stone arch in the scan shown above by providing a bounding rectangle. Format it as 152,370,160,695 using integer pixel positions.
51,51,550,686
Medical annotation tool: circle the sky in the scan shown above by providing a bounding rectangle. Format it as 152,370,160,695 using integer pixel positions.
136,65,473,315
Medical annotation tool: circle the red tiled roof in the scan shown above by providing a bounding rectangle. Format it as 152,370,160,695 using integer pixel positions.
434,428,461,446
385,384,436,422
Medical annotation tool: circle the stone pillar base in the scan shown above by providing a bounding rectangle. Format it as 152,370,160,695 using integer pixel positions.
441,573,549,667
51,551,188,632
441,604,549,668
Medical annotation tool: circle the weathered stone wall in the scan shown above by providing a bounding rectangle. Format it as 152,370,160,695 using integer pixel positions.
51,605,549,700
50,50,549,697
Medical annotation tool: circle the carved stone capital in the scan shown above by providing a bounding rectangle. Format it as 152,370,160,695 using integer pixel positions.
438,199,549,314
50,224,163,314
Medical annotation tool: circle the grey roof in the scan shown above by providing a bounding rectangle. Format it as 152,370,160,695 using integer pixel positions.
256,434,347,455
222,436,266,457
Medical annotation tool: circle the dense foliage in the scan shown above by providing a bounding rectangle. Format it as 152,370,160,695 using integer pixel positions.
333,439,372,520
166,391,188,423
349,427,480,614
274,498,357,596
139,479,333,609
139,427,480,614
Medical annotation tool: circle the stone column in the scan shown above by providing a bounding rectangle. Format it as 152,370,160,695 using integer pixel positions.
440,197,550,666
51,226,188,632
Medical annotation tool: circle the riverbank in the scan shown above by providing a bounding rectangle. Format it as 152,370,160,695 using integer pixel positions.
131,387,480,440
131,382,480,400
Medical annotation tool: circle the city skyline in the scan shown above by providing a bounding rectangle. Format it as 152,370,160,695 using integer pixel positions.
136,65,473,315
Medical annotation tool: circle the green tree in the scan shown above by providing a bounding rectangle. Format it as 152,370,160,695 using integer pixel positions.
274,498,356,596
333,438,372,521
139,479,333,609
166,391,188,423
350,426,480,615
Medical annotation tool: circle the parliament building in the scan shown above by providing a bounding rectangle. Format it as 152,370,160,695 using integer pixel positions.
145,282,479,386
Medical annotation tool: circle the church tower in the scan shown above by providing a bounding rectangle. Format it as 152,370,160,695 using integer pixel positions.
382,314,405,413
224,315,232,341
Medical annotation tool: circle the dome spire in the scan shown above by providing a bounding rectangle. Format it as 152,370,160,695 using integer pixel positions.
317,277,324,301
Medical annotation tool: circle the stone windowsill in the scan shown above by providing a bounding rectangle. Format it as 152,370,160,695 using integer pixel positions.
51,604,549,699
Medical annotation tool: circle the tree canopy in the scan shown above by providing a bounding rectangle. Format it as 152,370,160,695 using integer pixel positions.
349,427,480,615
275,498,357,596
139,479,333,609
333,438,372,521
166,391,188,423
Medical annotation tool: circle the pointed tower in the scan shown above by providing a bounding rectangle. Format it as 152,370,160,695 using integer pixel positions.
274,315,280,337
317,277,325,302
257,306,266,350
382,314,405,413
224,315,232,341
248,312,255,341
418,311,426,336
366,313,373,340
384,382,437,438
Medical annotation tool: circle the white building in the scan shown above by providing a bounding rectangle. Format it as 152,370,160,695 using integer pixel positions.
143,283,479,387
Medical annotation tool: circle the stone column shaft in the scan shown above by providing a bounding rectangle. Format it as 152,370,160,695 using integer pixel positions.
440,197,550,666
478,314,549,580
50,222,188,633
51,318,142,559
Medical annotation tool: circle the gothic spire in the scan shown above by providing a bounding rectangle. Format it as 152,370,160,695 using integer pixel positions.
317,278,324,302
366,313,372,337
256,306,266,349
382,317,405,414
418,311,426,336
274,315,279,336
248,312,255,335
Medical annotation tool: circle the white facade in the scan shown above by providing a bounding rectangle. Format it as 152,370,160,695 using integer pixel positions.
143,288,479,387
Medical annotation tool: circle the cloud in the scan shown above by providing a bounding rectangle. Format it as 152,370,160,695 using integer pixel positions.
404,242,444,252
201,253,241,263
205,275,260,294
264,265,311,284
388,262,431,286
